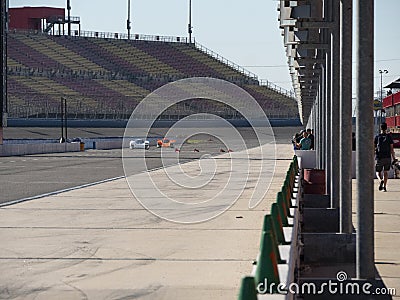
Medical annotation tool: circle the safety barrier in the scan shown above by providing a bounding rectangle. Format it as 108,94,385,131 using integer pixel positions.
0,142,80,157
94,139,123,150
238,155,300,299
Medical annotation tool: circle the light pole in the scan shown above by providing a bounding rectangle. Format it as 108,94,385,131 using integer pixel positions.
60,97,67,143
188,0,192,43
379,69,388,127
127,0,131,39
67,0,71,36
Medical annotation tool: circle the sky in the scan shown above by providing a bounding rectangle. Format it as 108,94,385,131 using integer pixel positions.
8,0,400,98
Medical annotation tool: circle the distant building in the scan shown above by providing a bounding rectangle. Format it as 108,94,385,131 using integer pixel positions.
9,7,80,34
382,78,400,132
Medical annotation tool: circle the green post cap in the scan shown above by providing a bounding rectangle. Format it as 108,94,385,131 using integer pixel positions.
271,203,287,245
276,192,289,226
255,230,280,293
260,215,286,264
238,276,258,300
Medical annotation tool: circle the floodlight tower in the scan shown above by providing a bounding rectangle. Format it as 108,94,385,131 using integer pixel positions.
379,69,388,127
188,0,193,43
67,0,71,35
127,0,132,39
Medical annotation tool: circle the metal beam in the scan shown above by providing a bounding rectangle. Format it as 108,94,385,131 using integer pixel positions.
339,0,353,234
297,21,335,28
322,0,332,198
330,0,340,209
297,43,330,50
295,58,326,64
356,0,375,280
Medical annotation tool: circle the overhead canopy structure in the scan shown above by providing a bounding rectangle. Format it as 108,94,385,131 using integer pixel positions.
277,0,378,281
278,1,326,124
385,78,400,89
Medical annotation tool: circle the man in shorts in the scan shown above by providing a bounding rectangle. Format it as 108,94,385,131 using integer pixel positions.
374,123,396,191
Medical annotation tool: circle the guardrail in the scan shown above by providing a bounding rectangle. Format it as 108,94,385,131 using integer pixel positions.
70,30,189,43
259,79,296,99
193,41,259,81
10,28,189,44
193,42,296,99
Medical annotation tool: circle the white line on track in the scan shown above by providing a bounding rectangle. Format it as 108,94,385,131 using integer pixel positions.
0,176,125,208
0,155,216,208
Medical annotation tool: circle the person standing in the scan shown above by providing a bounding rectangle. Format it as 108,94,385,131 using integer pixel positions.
374,123,396,191
352,132,356,151
306,128,314,150
292,131,301,150
296,130,312,150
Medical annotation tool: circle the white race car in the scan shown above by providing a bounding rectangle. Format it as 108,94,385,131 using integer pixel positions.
129,138,150,150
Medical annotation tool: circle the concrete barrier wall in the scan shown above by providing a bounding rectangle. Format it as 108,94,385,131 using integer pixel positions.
8,118,302,128
94,140,123,150
294,150,317,169
0,139,124,156
0,142,80,157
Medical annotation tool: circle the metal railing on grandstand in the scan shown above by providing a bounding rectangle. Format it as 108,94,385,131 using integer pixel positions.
7,97,298,120
193,41,258,81
259,79,295,99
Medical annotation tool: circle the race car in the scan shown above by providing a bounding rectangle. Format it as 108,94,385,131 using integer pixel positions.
129,138,150,150
156,138,176,148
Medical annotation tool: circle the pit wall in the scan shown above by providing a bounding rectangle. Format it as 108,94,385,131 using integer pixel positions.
0,142,80,157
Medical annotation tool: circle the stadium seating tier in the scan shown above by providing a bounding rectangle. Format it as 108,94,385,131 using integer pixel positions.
7,31,298,120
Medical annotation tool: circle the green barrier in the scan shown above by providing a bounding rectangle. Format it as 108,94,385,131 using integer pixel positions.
238,276,258,300
271,203,289,245
293,155,298,172
261,215,286,264
276,192,290,227
280,186,293,215
255,230,280,293
290,161,295,175
286,168,295,193
284,174,291,194
282,183,292,210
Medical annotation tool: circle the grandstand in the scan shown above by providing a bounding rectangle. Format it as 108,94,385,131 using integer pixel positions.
7,29,299,121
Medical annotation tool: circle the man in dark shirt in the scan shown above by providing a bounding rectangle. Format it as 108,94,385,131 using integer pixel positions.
374,123,396,191
306,128,314,150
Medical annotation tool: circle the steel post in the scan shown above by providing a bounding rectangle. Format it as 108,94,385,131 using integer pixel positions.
356,0,375,279
330,0,340,208
339,0,353,234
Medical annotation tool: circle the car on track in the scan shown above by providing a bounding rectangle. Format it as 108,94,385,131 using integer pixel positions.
157,138,176,148
130,138,150,150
